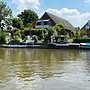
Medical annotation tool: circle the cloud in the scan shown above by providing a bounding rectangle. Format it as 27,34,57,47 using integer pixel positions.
84,0,90,3
12,0,41,14
46,8,90,27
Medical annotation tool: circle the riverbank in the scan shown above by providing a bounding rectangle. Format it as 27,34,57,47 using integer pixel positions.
0,43,90,49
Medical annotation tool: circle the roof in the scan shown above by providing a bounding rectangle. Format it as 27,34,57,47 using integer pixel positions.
40,12,75,31
82,20,90,30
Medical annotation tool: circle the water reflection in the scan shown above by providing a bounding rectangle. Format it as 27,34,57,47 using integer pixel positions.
0,48,90,90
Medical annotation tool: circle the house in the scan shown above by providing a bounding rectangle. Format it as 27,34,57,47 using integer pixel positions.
81,20,90,37
33,12,75,37
40,12,74,30
82,20,90,30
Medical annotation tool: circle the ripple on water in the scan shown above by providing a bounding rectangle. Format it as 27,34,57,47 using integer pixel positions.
0,49,90,90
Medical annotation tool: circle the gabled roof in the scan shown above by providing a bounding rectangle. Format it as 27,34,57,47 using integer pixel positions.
82,20,90,30
40,12,75,31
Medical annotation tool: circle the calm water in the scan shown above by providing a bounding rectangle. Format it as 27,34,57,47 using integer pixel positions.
0,48,90,90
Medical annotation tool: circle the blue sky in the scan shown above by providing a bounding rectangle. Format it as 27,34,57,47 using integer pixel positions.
4,0,90,27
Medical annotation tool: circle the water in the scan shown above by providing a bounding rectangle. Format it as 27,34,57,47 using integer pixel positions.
0,48,90,90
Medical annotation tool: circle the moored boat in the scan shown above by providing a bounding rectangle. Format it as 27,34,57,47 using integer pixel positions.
80,43,90,49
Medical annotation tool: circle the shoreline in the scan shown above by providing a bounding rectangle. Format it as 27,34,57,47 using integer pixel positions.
0,43,90,50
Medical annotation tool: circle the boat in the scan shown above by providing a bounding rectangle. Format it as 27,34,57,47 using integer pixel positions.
80,43,90,49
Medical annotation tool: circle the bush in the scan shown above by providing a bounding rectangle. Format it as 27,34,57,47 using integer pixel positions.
73,38,90,43
9,36,22,44
0,31,6,44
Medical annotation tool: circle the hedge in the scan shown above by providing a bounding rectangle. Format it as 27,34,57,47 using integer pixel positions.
73,38,90,43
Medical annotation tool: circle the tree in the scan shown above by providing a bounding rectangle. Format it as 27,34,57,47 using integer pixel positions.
12,18,23,29
0,1,12,30
75,30,81,39
43,27,54,43
53,23,65,36
53,23,68,43
17,9,38,27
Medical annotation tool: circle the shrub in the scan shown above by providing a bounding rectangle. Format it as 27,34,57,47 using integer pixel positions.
0,31,6,44
73,38,90,43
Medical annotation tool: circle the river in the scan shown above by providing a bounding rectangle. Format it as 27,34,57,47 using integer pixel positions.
0,48,90,90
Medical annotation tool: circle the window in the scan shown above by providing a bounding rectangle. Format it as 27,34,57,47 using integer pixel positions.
44,21,48,25
36,22,42,25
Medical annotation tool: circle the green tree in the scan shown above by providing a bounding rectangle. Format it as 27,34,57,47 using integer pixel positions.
53,23,68,43
53,23,65,36
17,9,38,27
0,1,12,30
74,30,81,39
43,27,54,43
12,18,23,29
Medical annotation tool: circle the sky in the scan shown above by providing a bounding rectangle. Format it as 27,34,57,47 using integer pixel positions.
4,0,90,27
